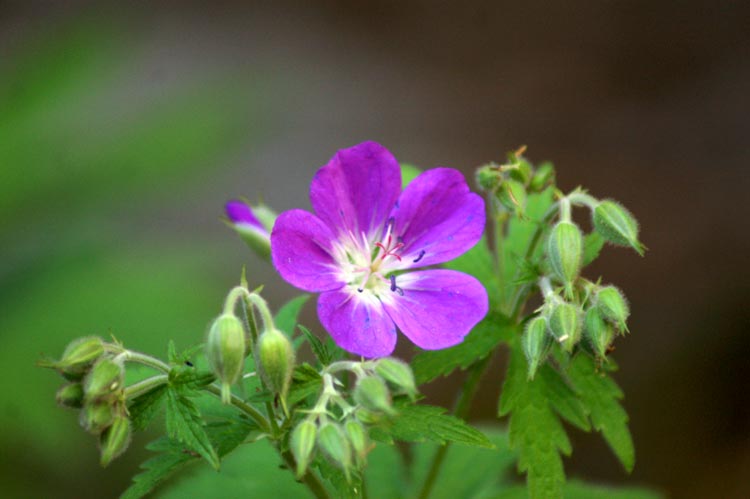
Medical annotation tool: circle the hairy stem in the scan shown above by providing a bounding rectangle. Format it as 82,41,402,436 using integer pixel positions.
124,374,169,399
417,354,492,499
280,449,332,499
203,384,272,434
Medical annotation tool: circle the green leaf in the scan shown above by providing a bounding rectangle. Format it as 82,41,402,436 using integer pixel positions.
583,231,605,266
488,480,661,499
165,387,220,469
407,428,515,499
298,324,332,365
444,236,501,308
400,163,422,188
169,367,215,391
364,443,407,499
128,384,168,431
498,340,571,499
274,294,310,337
412,312,515,384
537,364,590,432
157,439,315,498
567,355,635,472
122,417,256,499
378,404,494,448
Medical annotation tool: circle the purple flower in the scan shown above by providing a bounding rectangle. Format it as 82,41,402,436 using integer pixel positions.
225,200,272,259
225,200,268,236
271,141,488,358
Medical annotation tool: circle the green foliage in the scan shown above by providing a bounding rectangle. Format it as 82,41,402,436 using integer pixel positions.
122,417,255,499
488,480,661,499
298,325,334,366
274,295,310,337
164,387,220,469
444,236,502,309
567,355,635,472
128,385,169,431
373,404,494,449
400,163,422,188
412,312,515,384
583,231,605,266
499,341,575,499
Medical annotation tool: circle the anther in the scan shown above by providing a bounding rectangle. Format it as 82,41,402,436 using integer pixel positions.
389,275,404,296
412,250,426,263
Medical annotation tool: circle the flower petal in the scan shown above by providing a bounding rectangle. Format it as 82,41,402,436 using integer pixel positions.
318,289,397,358
225,200,266,233
270,209,342,292
382,270,488,350
310,141,401,239
390,168,485,267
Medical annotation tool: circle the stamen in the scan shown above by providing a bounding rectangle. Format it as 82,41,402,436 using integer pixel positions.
412,250,426,263
357,268,372,293
389,275,404,296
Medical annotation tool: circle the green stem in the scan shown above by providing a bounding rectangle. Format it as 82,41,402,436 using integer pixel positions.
203,384,272,434
279,449,331,499
124,374,169,399
108,348,171,373
417,355,492,499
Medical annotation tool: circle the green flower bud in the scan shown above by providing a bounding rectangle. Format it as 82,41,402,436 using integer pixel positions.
548,302,582,352
355,408,382,425
80,401,115,434
374,358,417,398
508,158,532,184
206,314,247,404
99,415,131,467
529,162,555,192
256,328,295,402
475,165,502,192
496,179,527,215
56,336,105,380
290,420,317,478
344,419,369,468
317,422,352,482
84,358,124,401
593,200,645,256
547,221,584,297
584,307,616,358
522,316,552,380
353,376,394,415
56,383,85,409
596,285,630,333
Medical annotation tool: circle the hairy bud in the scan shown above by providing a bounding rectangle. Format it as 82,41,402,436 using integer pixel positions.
353,376,394,415
206,314,246,404
476,165,502,192
80,401,115,434
225,200,274,259
84,358,124,401
529,162,555,192
56,383,85,409
584,307,616,358
256,328,295,401
522,316,552,379
497,179,527,215
596,286,630,333
317,422,353,481
547,221,584,297
374,358,417,398
592,200,645,256
99,415,131,467
548,302,582,352
290,420,317,478
57,336,105,380
345,419,369,468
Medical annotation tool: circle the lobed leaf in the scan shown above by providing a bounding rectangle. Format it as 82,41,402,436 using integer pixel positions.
165,387,220,469
412,312,515,384
567,354,635,472
298,324,333,366
377,404,494,449
128,384,168,432
444,236,501,309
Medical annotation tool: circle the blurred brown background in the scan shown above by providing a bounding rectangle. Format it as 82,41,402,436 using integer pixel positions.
1,1,748,497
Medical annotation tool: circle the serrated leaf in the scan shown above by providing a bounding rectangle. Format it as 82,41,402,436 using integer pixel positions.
444,236,501,308
165,387,220,469
298,324,332,365
315,459,362,499
128,384,168,431
567,354,635,472
583,231,605,266
408,428,515,499
274,294,310,337
380,404,494,448
121,417,256,499
412,312,515,384
498,340,570,499
169,366,216,390
537,365,590,432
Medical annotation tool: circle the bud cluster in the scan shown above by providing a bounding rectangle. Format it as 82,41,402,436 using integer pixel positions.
475,146,556,217
43,337,132,466
290,357,416,481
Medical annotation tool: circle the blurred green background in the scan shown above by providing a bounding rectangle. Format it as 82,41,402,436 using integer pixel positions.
1,2,747,498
